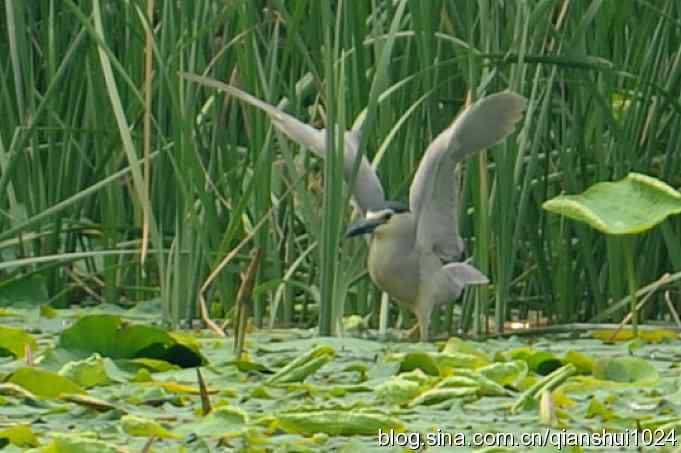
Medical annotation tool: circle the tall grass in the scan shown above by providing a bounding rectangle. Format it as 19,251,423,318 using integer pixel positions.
1,1,680,336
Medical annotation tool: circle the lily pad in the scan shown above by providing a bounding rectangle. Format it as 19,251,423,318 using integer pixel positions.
592,328,678,343
409,386,478,406
441,337,491,362
9,367,85,398
58,353,110,388
375,376,422,404
562,351,595,374
43,434,120,453
0,424,39,448
398,352,440,376
443,369,511,396
276,409,404,436
542,172,681,235
527,351,563,375
266,345,335,384
593,356,659,383
0,325,37,358
57,314,205,367
478,360,528,387
121,414,180,439
180,406,250,437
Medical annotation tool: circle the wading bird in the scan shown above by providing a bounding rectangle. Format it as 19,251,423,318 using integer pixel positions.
183,73,525,340
344,92,526,340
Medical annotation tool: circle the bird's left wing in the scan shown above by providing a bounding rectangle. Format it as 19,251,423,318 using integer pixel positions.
182,73,327,154
409,91,527,262
182,73,386,214
342,129,386,213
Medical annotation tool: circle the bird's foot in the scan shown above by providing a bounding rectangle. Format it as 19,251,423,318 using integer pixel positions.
399,324,421,342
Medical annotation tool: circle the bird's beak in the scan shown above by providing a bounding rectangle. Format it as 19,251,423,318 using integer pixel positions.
344,217,386,238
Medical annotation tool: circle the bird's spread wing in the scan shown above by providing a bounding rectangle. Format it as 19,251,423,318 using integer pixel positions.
342,129,386,213
182,73,327,154
409,91,527,262
182,73,385,214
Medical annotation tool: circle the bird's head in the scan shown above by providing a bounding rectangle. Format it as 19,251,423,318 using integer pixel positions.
344,202,409,238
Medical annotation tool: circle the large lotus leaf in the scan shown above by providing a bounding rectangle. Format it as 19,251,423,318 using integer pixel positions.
542,173,681,235
59,315,170,358
58,314,205,367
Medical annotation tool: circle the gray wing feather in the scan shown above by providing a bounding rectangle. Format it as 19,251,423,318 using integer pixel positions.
409,91,527,262
183,73,385,214
428,262,489,306
342,130,386,213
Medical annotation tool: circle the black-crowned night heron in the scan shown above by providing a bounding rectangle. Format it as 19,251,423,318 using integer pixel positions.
345,92,527,340
183,74,526,341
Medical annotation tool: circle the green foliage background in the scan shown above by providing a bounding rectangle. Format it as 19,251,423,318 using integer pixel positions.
2,0,681,336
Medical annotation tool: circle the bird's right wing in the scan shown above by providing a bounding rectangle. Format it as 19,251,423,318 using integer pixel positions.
182,73,386,214
409,91,527,262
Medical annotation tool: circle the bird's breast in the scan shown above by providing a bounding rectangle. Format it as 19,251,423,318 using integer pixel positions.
367,233,420,306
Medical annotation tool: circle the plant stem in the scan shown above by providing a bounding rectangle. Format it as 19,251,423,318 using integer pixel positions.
622,235,638,336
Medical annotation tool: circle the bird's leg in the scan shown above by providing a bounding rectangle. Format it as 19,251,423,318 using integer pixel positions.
404,323,421,341
418,316,430,342
415,304,433,342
